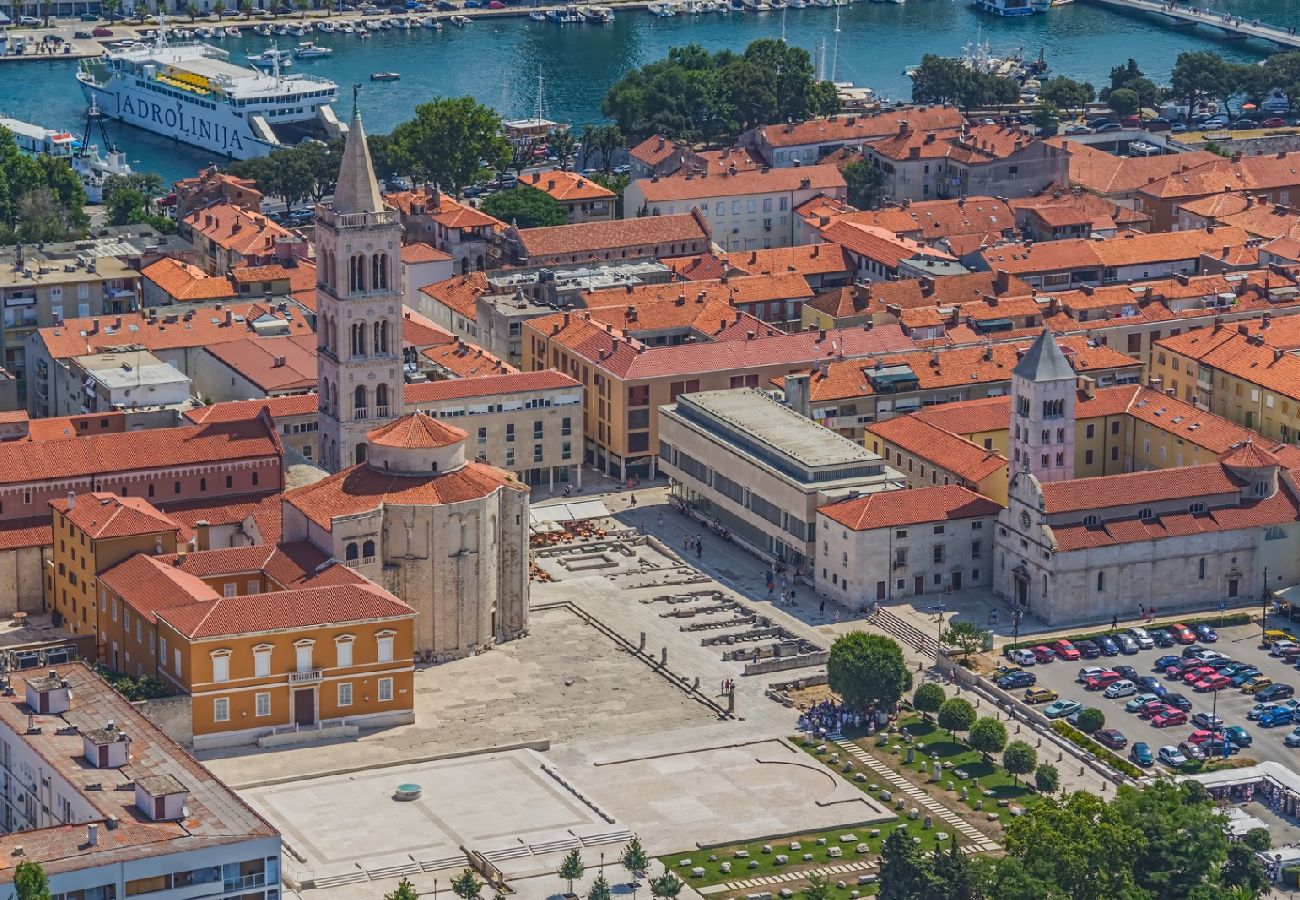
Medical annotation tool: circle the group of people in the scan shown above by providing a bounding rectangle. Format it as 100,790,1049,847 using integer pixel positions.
683,534,704,558
797,700,853,737
766,569,799,607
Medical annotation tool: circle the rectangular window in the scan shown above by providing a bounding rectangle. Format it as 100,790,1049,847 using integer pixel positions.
338,682,353,706
213,697,230,722
223,583,237,598
211,656,229,683
377,635,394,663
933,546,944,564
254,649,271,678
255,692,271,717
378,677,394,702
337,640,353,668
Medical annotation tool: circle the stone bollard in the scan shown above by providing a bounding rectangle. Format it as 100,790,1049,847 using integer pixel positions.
660,647,669,667
961,787,969,802
1037,738,1042,748
923,815,932,830
906,746,915,764
639,631,647,653
919,760,929,774
1080,766,1085,776
1058,751,1063,762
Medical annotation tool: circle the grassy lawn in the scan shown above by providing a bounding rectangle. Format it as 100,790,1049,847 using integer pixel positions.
881,717,1036,808
658,821,942,891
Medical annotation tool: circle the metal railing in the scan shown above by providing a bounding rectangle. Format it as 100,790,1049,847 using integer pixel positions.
288,669,322,685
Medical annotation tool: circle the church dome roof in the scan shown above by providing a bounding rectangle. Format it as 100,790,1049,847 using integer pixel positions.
367,413,466,450
1217,438,1280,469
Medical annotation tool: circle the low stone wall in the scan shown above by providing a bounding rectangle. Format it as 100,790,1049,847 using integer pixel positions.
134,694,194,748
744,650,830,676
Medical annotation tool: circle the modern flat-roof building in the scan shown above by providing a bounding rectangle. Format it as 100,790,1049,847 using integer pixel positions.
0,662,280,898
658,388,905,573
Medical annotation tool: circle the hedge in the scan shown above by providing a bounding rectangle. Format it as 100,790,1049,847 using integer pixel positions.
1049,720,1143,779
1006,613,1254,652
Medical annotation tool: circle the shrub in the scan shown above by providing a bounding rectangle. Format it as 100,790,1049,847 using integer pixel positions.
937,698,976,737
1049,720,1142,778
1034,762,1060,793
1074,707,1105,734
912,683,946,722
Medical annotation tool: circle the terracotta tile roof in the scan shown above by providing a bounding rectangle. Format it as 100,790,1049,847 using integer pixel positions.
686,147,767,175
823,271,1032,317
1157,324,1300,402
521,170,616,202
228,264,293,284
383,190,505,231
828,197,1015,245
528,313,915,380
0,417,280,488
401,308,454,349
418,272,488,320
421,339,517,378
724,243,852,279
181,202,293,256
99,553,221,623
634,163,845,204
796,193,856,222
805,286,873,320
866,415,1008,483
400,242,454,264
758,106,965,149
184,393,319,425
821,220,955,269
663,252,729,281
585,273,814,311
157,583,414,640
0,516,53,550
1178,191,1252,220
283,461,523,531
585,296,776,337
1138,152,1300,202
141,258,238,302
1049,139,1222,196
629,135,681,167
403,370,579,404
157,540,365,590
1042,464,1242,514
1219,439,1280,468
50,493,179,540
515,212,709,259
1212,203,1300,241
980,227,1251,274
367,412,466,449
36,303,311,360
819,484,1001,530
160,491,283,543
201,333,316,394
870,124,1035,164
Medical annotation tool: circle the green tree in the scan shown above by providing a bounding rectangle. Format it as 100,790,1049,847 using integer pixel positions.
1039,76,1095,119
649,873,683,900
910,54,1019,110
1074,707,1105,734
294,0,308,18
942,620,989,663
912,682,945,723
619,837,650,880
385,879,420,900
587,875,611,900
13,861,51,900
508,141,534,178
1002,740,1037,785
451,870,482,900
184,0,199,20
1219,843,1267,895
1107,88,1141,119
932,837,983,900
212,0,226,18
841,158,883,211
1171,51,1248,117
1032,102,1061,135
104,0,122,21
1242,827,1270,852
968,716,1008,763
481,186,568,229
937,697,976,739
826,632,911,710
1033,762,1059,794
549,129,577,172
390,96,510,193
239,0,254,16
877,827,936,900
581,123,624,174
559,849,585,894
801,874,833,900
1111,780,1230,898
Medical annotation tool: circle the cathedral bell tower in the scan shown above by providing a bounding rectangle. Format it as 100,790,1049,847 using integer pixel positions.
314,104,404,472
1009,329,1076,484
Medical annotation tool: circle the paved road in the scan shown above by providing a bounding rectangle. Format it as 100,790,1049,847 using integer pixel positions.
1015,621,1300,772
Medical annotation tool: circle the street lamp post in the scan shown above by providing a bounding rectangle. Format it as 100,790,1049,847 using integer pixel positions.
1012,604,1023,649
1263,565,1271,645
935,603,948,664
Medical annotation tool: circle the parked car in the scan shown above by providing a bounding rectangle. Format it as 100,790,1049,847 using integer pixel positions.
1264,629,1298,647
1248,703,1282,721
1188,729,1218,745
1024,687,1058,704
1130,742,1154,766
1164,693,1193,711
1262,117,1288,128
1104,680,1137,699
1230,667,1263,687
1178,740,1207,761
1030,645,1055,663
1181,666,1217,684
1158,745,1188,767
1120,115,1141,128
1134,676,1165,695
1096,635,1120,656
1077,666,1107,684
1283,726,1300,747
1127,628,1155,650
1114,666,1140,682
1086,670,1122,691
1075,639,1102,659
1125,692,1161,712
1170,623,1197,644
1096,122,1124,133
1242,676,1275,693
1153,709,1188,727
1154,655,1182,671
1194,674,1231,693
1063,124,1092,135
1203,115,1230,129
1139,700,1172,719
92,25,113,35
1051,640,1081,661
1270,640,1299,658
1257,683,1295,702
1095,728,1127,750
1149,628,1175,648
1192,711,1225,729
1182,644,1208,659
1007,648,1037,666
1203,737,1241,756
998,670,1037,689
1116,634,1139,655
1261,707,1295,728
1044,699,1082,719
1225,725,1252,748
1194,624,1219,643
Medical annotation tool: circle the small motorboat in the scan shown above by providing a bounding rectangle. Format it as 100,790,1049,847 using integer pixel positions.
449,14,470,25
253,22,272,34
294,40,332,57
370,71,401,81
528,9,546,19
194,26,212,37
225,25,242,35
584,4,614,19
392,15,411,27
316,20,336,31
247,47,293,68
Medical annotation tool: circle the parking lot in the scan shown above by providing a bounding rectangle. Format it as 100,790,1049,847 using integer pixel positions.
996,619,1300,772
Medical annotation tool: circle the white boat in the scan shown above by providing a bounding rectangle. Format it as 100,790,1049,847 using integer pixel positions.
294,40,331,57
421,15,442,26
1030,0,1050,9
286,22,311,35
224,25,241,35
787,0,807,6
392,16,411,28
253,22,271,34
77,23,337,160
683,0,705,12
194,26,212,37
647,2,676,15
365,19,381,29
583,5,614,21
970,0,1033,15
370,71,400,81
247,47,293,68
546,5,582,22
528,10,546,19
449,14,470,26
743,0,772,11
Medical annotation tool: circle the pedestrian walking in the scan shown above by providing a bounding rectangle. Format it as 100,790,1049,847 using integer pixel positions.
1138,603,1145,620
656,512,664,528
1111,614,1118,632
820,598,826,614
696,538,703,559
629,493,637,507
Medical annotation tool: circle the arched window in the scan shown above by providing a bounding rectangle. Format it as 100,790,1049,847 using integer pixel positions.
380,321,389,353
1255,481,1270,497
1137,508,1155,522
362,539,375,559
1198,558,1207,580
354,385,367,416
1096,571,1105,592
355,443,367,464
376,383,389,413
1082,515,1099,527
461,257,470,275
373,321,382,355
476,254,485,271
345,542,359,561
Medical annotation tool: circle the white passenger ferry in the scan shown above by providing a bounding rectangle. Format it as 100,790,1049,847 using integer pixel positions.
75,22,339,160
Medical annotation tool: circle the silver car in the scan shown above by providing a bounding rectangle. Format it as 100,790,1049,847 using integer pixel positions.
1128,627,1155,650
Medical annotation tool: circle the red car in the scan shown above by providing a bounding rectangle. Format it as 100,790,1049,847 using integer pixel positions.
1153,709,1189,727
92,25,113,36
1188,729,1217,745
1170,623,1197,644
1263,118,1287,128
1194,674,1230,693
1138,700,1170,719
1182,666,1217,684
1085,670,1121,690
1031,645,1055,663
1051,639,1081,661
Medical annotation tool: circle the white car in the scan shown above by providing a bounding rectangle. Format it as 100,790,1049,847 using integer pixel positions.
18,14,40,24
1158,745,1188,767
1272,640,1299,657
1127,627,1155,650
1103,679,1137,699
1008,648,1036,666
1077,666,1106,684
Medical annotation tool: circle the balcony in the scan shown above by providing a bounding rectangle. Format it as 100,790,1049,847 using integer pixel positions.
376,405,389,418
289,669,323,686
353,408,369,421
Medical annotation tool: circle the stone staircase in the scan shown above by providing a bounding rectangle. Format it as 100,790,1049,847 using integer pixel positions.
867,608,943,658
580,829,635,848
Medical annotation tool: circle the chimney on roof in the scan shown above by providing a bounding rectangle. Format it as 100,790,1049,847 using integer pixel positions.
983,342,994,361
993,270,1010,294
909,147,921,159
898,120,910,135
924,132,936,145
224,310,233,326
87,824,98,848
1275,348,1285,363
1239,323,1251,336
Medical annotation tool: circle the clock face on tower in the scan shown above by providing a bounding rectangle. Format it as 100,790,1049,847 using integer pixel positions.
1020,511,1031,529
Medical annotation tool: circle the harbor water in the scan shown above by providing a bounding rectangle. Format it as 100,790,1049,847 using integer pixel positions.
0,0,1290,182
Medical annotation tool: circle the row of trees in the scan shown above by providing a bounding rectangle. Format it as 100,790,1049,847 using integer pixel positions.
0,126,88,246
909,56,1020,111
226,139,346,212
602,39,840,143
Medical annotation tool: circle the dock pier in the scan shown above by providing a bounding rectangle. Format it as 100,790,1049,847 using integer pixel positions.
1080,0,1300,50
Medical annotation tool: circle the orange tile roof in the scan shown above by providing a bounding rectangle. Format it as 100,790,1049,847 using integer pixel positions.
870,124,1035,164
979,227,1251,274
514,212,710,259
184,394,319,425
99,553,221,624
819,484,1001,530
384,190,504,231
629,135,681,167
181,203,292,257
141,258,238,302
401,242,454,264
634,163,846,204
521,170,616,202
805,286,873,320
228,264,291,284
1041,464,1242,514
367,412,466,449
828,197,1015,245
758,106,965,149
1156,324,1300,402
156,540,365,591
404,370,579,403
401,307,454,349
1138,152,1300,202
821,220,956,269
421,338,517,378
585,295,776,337
586,272,814,311
866,415,1008,483
36,304,311,360
0,517,53,551
158,583,414,640
1049,139,1222,196
283,461,522,532
50,493,179,540
202,333,317,394
418,272,488,320
161,491,283,543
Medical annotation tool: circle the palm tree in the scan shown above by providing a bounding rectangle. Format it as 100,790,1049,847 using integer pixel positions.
40,0,52,27
321,0,333,15
104,0,122,20
238,0,252,17
184,0,198,19
212,0,225,18
293,0,307,18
